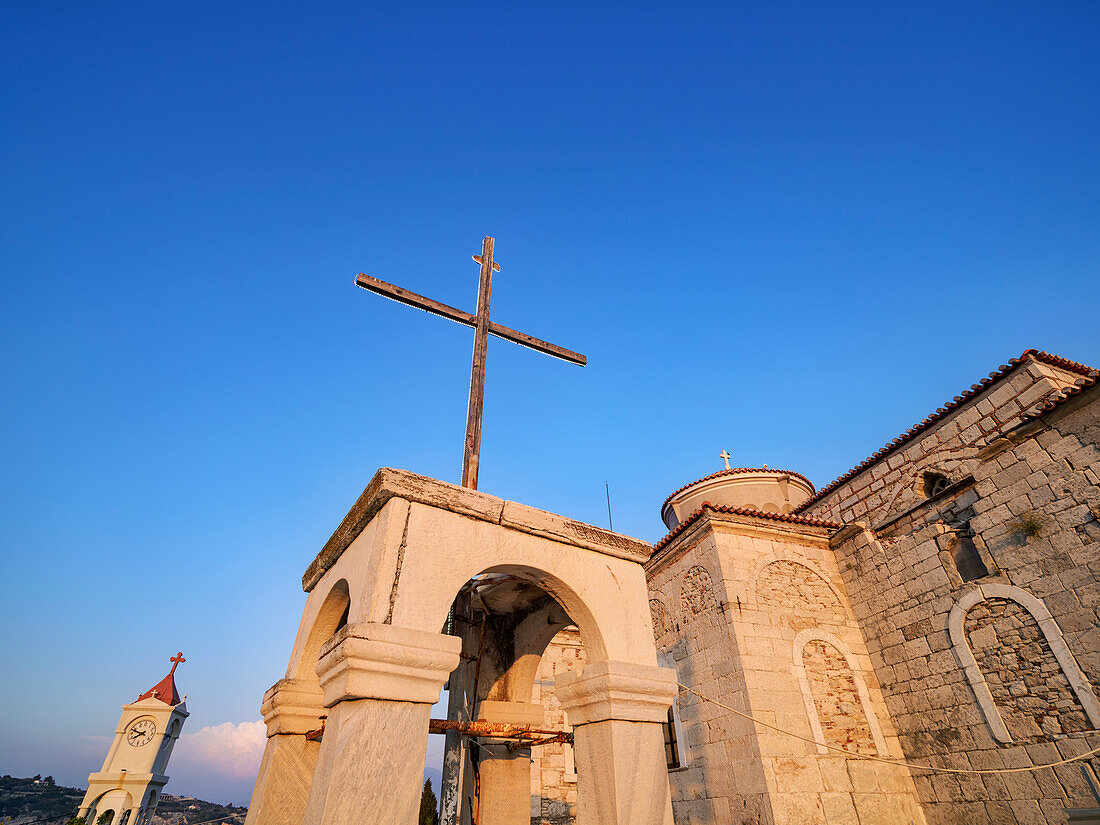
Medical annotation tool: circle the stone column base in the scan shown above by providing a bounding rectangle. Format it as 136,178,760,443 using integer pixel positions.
556,660,677,825
302,623,461,825
474,701,546,825
245,679,326,825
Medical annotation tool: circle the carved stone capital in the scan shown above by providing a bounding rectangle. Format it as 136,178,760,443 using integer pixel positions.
317,622,461,707
555,660,677,725
260,678,326,736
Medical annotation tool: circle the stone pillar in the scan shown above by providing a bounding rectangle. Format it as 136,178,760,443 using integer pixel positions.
472,700,544,825
245,678,326,825
109,807,126,825
301,623,461,825
555,661,677,825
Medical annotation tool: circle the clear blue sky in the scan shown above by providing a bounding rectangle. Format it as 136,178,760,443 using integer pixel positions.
1,0,1097,805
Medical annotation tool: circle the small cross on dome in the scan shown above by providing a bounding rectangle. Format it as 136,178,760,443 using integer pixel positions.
720,450,731,470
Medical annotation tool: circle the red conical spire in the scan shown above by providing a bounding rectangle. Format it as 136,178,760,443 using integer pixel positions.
136,652,185,705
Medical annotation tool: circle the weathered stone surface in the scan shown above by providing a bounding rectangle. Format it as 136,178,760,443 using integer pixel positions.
303,468,652,590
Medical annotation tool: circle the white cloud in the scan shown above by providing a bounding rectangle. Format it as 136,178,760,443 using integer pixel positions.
174,720,266,778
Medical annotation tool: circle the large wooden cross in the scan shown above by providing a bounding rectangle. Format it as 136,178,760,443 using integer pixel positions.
356,236,586,490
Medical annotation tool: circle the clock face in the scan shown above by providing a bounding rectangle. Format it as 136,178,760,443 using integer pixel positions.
127,719,157,747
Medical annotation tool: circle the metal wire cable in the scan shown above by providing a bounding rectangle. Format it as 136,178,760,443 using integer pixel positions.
678,682,1100,775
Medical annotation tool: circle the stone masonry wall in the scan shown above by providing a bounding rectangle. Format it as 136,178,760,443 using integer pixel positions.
806,358,1089,527
707,520,927,825
645,531,762,825
964,598,1091,742
530,628,585,825
828,388,1100,825
804,639,878,756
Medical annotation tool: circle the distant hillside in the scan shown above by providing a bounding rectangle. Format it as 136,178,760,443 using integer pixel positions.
0,775,82,824
0,776,246,825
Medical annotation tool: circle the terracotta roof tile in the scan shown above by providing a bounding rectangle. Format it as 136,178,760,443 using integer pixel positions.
136,671,181,706
653,501,840,553
1021,373,1099,420
794,349,1095,514
661,467,816,514
135,653,185,706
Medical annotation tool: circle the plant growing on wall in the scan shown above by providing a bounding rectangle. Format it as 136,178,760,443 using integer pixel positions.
1007,510,1047,539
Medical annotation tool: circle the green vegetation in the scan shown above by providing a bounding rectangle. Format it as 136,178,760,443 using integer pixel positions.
0,777,246,825
418,779,439,825
0,775,83,824
1008,509,1047,539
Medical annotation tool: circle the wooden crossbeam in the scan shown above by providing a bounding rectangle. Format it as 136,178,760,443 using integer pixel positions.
355,273,586,366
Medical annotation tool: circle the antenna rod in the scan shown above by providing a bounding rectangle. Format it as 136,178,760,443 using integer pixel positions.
605,482,613,531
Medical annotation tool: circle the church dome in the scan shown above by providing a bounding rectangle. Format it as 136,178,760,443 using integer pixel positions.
661,467,815,530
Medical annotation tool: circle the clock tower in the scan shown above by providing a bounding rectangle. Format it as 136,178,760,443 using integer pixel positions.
78,654,189,825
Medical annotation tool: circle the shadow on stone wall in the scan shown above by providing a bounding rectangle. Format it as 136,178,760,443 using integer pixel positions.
531,796,572,825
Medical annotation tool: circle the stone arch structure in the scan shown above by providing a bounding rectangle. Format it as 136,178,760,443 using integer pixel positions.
751,555,845,620
791,629,887,756
948,582,1100,743
246,579,350,825
87,790,134,825
136,789,159,825
293,578,351,680
246,469,676,825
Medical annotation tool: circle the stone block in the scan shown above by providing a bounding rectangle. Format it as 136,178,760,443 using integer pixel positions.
316,623,460,706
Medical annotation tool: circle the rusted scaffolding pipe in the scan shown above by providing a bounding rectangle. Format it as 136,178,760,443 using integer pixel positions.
428,718,573,746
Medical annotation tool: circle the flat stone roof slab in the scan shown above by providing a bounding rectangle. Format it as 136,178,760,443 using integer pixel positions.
303,468,652,591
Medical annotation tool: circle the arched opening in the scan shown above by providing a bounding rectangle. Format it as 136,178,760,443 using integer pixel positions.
294,578,350,681
434,570,586,825
947,529,989,582
949,584,1100,743
530,625,586,824
923,471,950,498
139,790,159,825
87,789,133,825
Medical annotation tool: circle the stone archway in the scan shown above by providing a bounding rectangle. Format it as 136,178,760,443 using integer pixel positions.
87,790,133,825
247,468,675,825
791,628,888,756
948,582,1100,743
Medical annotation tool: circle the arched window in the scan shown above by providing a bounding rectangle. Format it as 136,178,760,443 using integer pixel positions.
949,584,1100,743
923,471,950,497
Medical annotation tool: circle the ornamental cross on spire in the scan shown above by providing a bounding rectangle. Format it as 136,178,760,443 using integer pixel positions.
720,449,731,470
356,237,586,490
169,652,186,675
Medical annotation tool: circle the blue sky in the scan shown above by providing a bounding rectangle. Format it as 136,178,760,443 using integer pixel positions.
1,0,1098,806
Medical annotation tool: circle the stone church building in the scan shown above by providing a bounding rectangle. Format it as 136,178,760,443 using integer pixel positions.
244,348,1098,825
525,348,1100,824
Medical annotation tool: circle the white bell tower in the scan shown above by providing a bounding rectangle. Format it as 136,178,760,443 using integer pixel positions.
78,653,189,825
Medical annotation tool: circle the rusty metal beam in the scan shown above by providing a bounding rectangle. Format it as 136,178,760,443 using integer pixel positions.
428,718,572,743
